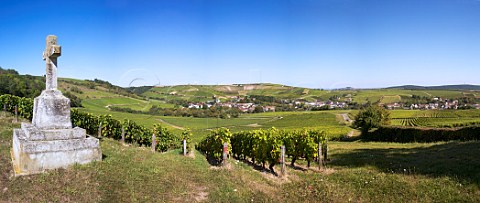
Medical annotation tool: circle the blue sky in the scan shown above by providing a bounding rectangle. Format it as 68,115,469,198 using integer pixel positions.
1,0,479,88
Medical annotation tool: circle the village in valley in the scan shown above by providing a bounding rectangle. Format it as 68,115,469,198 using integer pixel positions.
182,93,480,113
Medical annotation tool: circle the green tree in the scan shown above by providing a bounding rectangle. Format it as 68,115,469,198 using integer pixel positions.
253,106,264,113
353,105,390,133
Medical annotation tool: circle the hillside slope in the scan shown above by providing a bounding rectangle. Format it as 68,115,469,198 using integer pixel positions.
139,83,479,104
141,83,327,102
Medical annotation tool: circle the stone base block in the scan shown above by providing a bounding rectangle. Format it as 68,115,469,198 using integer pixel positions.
21,123,86,141
11,126,102,176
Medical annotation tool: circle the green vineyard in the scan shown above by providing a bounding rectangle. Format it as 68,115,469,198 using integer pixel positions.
198,127,328,173
391,110,480,128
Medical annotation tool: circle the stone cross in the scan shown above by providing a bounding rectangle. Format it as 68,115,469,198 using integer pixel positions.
11,35,101,176
43,35,62,90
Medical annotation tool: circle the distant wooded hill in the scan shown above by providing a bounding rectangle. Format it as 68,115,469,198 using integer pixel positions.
0,67,44,98
0,67,136,107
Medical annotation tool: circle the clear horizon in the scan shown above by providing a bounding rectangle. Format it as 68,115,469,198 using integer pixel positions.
1,0,479,89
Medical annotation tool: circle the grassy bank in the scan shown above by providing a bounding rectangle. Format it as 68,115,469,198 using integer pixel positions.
1,114,479,202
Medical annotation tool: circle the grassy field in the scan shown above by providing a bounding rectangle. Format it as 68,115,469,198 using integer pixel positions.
82,97,174,112
379,95,402,104
161,111,347,130
1,115,479,202
160,111,353,142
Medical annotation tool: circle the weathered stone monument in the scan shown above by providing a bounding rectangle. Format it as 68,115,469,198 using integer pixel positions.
11,35,102,176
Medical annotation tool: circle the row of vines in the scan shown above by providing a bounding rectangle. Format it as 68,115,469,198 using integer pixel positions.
393,117,480,128
364,125,480,143
391,109,480,128
393,117,429,127
0,94,34,120
197,127,328,173
0,94,188,152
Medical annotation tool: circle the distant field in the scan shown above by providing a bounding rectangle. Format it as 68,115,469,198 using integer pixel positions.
152,111,353,141
391,109,480,119
348,89,466,103
82,97,174,112
162,110,350,128
262,111,353,139
160,116,267,130
352,89,410,103
380,95,402,104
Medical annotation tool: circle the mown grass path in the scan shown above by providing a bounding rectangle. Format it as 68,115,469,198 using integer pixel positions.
157,118,185,130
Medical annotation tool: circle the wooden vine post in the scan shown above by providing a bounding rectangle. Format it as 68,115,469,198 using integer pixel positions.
183,139,187,156
324,140,328,164
14,105,18,122
2,104,6,117
222,142,228,166
121,127,125,145
151,133,157,152
97,122,102,138
281,145,286,176
318,142,323,170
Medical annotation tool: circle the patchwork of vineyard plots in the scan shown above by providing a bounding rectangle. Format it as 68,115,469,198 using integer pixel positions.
390,109,480,127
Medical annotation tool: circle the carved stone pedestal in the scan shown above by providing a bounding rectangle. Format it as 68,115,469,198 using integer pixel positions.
11,123,101,175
